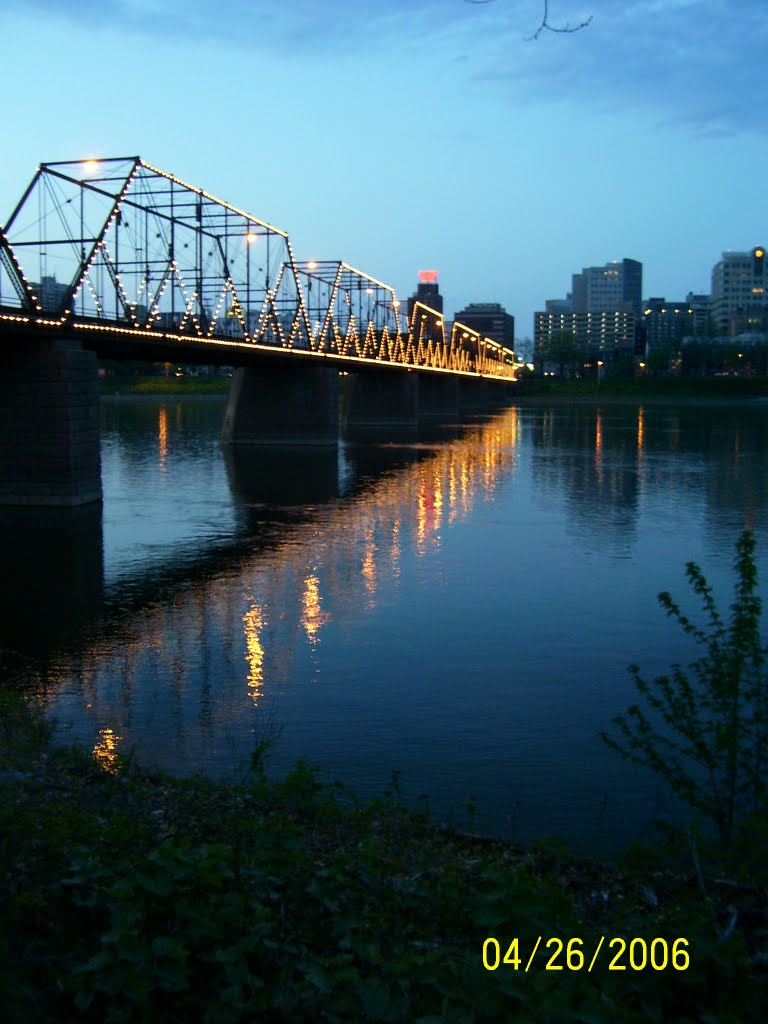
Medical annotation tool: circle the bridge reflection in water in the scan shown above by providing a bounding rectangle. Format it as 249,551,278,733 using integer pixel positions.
10,398,764,850
13,406,520,781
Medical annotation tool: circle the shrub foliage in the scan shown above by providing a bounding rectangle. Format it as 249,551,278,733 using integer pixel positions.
603,530,768,848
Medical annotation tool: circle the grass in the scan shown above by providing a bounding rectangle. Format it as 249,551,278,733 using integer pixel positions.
99,375,231,396
1,688,766,1022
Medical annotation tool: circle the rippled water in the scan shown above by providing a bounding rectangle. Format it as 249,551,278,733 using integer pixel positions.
3,396,768,854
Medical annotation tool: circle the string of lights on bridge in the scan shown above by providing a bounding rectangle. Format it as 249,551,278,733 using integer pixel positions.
0,157,521,381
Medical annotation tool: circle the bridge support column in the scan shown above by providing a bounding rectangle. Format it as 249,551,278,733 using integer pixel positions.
458,377,494,414
485,382,509,408
221,363,339,446
418,374,459,421
500,380,519,403
342,370,419,441
0,340,102,507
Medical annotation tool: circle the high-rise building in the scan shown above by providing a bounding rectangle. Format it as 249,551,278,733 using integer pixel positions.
686,293,712,338
545,296,572,313
453,302,515,350
407,270,443,322
710,247,768,337
32,275,71,313
642,298,695,349
536,257,642,359
571,258,643,317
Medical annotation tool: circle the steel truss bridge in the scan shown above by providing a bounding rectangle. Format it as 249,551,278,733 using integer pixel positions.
0,157,518,379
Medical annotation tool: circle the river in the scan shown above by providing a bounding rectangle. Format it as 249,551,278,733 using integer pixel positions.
3,395,767,854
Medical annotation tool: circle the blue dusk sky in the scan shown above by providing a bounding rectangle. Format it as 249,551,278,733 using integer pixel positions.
1,0,765,341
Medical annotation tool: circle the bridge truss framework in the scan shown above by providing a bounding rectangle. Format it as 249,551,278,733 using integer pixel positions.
0,157,519,379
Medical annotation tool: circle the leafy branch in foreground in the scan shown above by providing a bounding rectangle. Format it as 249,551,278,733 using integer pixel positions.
602,530,768,848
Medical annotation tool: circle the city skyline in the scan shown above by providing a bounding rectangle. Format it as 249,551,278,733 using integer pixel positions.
0,1,765,340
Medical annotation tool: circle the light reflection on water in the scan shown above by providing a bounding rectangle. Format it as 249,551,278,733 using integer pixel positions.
3,396,768,854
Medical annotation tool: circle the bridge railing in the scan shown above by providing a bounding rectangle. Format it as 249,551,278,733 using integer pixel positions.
0,158,520,380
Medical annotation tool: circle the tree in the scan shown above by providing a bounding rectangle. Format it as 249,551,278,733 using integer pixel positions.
464,0,592,40
535,329,583,377
645,343,676,376
602,531,768,849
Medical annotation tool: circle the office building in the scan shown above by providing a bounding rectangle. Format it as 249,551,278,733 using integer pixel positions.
642,298,696,349
453,302,515,350
407,270,443,322
545,297,572,314
686,293,711,338
535,257,642,359
571,258,643,318
31,275,71,313
710,247,768,337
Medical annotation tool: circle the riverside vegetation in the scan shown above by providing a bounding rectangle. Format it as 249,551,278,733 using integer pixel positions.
518,374,768,401
99,375,231,396
2,535,768,1021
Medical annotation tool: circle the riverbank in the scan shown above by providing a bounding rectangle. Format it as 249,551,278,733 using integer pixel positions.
99,373,768,405
100,375,231,396
1,692,764,1022
517,376,768,403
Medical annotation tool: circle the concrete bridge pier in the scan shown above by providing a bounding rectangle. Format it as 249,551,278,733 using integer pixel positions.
222,363,339,446
458,377,493,414
487,381,513,407
418,373,460,421
0,339,102,507
500,381,519,403
341,370,419,442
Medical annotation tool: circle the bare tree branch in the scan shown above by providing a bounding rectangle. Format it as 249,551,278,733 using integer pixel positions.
527,0,593,40
464,0,593,40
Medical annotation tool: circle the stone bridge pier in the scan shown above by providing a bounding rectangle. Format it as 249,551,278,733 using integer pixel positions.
221,362,339,446
341,369,420,441
0,338,102,507
418,374,460,420
0,336,515,507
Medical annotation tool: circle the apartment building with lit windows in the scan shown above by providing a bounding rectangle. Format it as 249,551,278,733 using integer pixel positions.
535,257,642,357
534,310,637,355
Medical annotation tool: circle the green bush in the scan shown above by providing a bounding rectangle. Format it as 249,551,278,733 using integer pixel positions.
603,530,768,849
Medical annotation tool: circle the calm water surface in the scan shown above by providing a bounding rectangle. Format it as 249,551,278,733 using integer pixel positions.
4,396,768,854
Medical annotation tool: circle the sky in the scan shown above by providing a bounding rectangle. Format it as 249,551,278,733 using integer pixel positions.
1,0,766,344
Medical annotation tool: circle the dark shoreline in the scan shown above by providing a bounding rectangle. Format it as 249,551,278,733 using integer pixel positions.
1,702,765,1022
